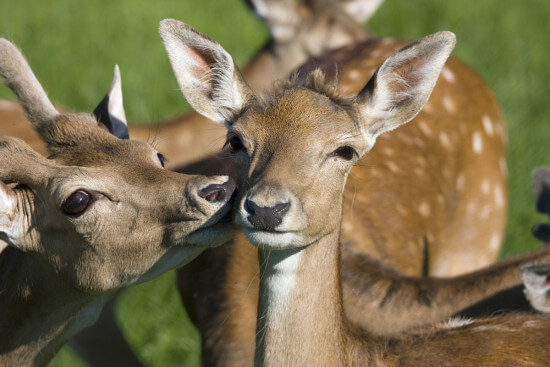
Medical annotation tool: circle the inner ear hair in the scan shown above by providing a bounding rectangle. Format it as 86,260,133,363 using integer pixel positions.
0,137,56,186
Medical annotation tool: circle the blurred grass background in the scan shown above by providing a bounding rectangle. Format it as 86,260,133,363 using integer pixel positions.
0,0,549,365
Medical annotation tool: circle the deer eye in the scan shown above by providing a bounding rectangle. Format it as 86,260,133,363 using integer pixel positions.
330,146,357,161
157,153,166,168
62,190,92,216
226,136,245,153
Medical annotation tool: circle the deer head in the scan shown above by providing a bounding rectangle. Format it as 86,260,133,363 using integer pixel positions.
0,38,235,293
160,19,454,249
246,0,380,51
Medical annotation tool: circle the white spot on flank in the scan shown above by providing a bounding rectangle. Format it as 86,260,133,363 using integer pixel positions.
439,132,452,149
382,147,394,156
472,131,483,154
418,121,433,137
489,234,501,251
441,68,456,83
418,202,431,217
414,167,424,177
494,185,504,207
442,96,456,113
370,168,382,178
466,202,476,214
482,115,494,136
479,205,492,219
386,161,400,173
369,49,381,58
348,69,361,80
481,180,490,194
422,102,433,114
456,174,464,190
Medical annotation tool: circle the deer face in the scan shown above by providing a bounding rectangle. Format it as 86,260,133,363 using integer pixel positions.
160,20,455,250
228,86,366,247
0,40,235,292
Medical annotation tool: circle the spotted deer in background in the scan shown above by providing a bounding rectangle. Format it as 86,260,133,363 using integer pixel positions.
162,12,508,364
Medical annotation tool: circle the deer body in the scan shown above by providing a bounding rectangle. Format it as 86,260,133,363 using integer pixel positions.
160,21,547,366
0,39,236,366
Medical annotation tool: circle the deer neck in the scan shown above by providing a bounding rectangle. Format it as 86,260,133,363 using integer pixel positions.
0,246,108,366
255,227,350,367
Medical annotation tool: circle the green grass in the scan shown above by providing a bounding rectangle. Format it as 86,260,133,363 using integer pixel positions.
0,0,549,366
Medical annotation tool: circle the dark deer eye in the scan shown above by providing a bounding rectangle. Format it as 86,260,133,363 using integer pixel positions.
157,153,166,168
62,190,92,216
226,136,245,152
330,146,357,161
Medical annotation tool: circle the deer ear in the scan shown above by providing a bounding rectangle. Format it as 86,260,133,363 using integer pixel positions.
0,182,30,251
341,0,385,24
93,65,129,139
159,19,253,125
355,31,455,149
0,38,59,127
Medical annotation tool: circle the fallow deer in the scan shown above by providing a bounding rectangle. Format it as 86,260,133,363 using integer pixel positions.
159,20,550,366
162,22,550,366
0,0,380,167
0,39,236,366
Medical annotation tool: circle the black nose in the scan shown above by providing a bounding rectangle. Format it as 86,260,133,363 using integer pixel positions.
244,198,290,231
199,179,236,203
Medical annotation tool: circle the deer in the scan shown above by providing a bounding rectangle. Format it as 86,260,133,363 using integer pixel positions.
161,21,550,366
0,0,381,167
0,38,238,367
162,11,509,365
159,19,550,366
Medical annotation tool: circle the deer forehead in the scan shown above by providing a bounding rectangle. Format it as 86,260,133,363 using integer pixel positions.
237,88,359,149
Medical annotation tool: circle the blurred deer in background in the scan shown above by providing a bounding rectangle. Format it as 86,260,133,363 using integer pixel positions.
163,22,550,367
0,0,381,168
0,39,236,366
162,13,509,364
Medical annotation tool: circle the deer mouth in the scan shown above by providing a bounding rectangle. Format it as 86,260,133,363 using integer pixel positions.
185,188,238,247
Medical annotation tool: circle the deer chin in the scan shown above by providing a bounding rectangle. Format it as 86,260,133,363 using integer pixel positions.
241,227,306,250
